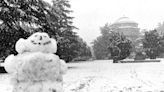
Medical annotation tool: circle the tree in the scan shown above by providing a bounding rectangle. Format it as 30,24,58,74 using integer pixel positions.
57,31,91,62
0,0,86,62
0,0,31,59
92,24,111,59
93,24,132,61
108,32,132,63
71,37,92,61
142,29,163,59
77,38,91,57
156,22,164,35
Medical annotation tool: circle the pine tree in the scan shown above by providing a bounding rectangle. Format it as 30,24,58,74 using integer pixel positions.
92,24,112,59
0,0,87,62
108,32,132,63
142,29,162,59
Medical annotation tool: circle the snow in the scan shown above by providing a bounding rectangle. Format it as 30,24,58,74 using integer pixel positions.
1,59,164,92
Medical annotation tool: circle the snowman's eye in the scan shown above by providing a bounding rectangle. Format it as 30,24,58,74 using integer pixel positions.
31,40,37,45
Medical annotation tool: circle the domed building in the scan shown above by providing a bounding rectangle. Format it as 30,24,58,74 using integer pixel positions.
110,17,140,41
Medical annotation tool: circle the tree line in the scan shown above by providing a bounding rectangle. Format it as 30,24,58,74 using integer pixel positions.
92,23,164,62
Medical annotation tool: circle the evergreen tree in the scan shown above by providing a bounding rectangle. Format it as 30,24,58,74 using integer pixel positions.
77,38,91,57
108,32,132,63
142,29,163,59
92,24,111,59
93,23,132,60
71,37,92,61
0,0,87,62
156,22,164,35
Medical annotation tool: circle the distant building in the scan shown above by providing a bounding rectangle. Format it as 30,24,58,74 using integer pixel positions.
110,17,140,41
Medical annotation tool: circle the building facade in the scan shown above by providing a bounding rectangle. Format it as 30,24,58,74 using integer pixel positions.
110,17,140,41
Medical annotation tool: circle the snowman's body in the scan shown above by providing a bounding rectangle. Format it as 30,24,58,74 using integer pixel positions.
4,32,67,92
13,81,63,92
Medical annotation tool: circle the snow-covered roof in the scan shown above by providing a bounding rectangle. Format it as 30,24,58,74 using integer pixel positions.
113,17,137,24
118,26,138,29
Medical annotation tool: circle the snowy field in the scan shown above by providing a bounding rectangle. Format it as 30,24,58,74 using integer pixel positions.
1,59,164,92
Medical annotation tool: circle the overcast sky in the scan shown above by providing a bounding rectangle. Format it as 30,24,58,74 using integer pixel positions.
45,0,164,46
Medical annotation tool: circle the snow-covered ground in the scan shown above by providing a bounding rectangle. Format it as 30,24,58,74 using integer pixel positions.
1,59,164,92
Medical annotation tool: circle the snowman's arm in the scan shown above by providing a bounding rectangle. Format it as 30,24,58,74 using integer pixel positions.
15,38,28,54
59,59,67,75
49,39,57,53
4,54,16,73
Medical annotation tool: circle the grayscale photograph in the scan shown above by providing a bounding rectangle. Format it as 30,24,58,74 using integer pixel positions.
0,0,164,92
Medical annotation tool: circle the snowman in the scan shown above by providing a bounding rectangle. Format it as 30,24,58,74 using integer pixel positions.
4,32,67,92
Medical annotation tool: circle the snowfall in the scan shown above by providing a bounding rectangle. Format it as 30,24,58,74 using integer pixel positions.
1,59,164,92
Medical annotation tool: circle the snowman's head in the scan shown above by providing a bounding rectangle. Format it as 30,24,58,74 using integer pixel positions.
27,32,51,46
15,32,57,54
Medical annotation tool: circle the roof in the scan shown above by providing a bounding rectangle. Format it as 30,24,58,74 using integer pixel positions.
113,17,137,24
118,26,138,29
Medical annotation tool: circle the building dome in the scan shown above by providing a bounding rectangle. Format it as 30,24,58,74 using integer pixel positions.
114,17,137,24
111,17,138,28
110,17,140,41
